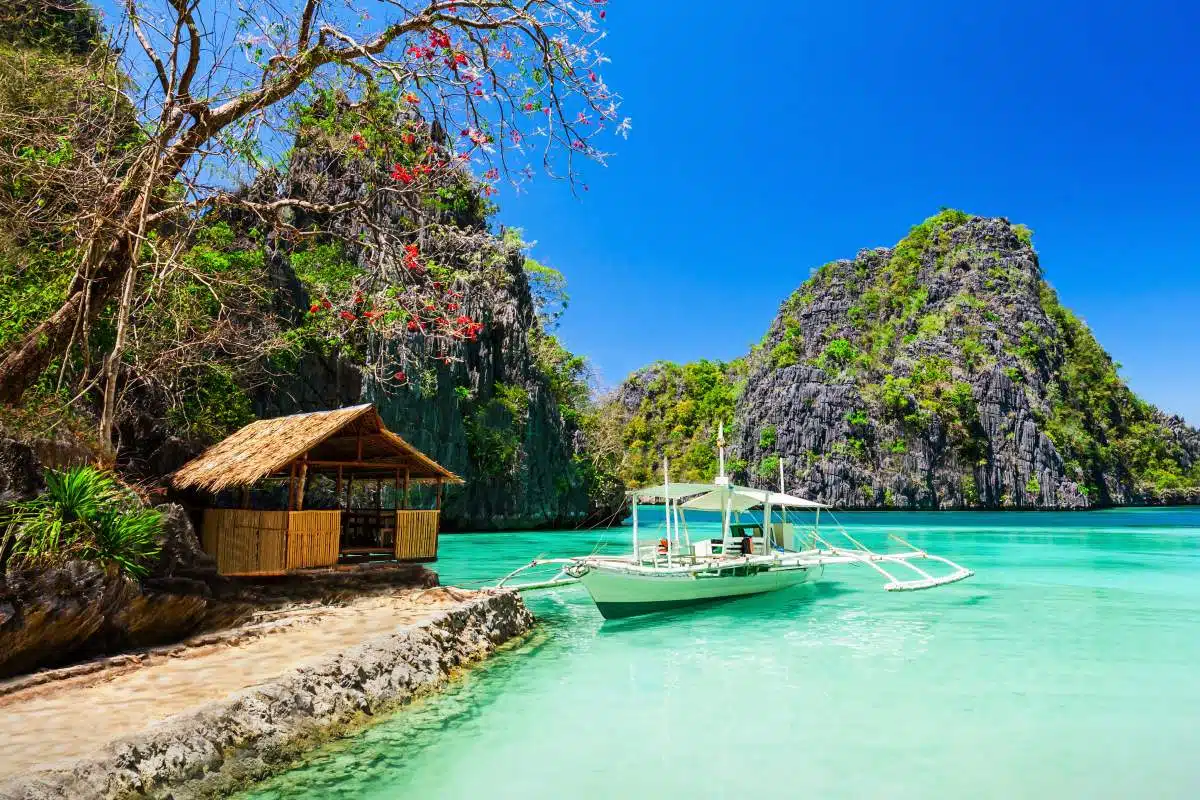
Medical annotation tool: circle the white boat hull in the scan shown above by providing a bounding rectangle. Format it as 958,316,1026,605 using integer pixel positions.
578,562,822,619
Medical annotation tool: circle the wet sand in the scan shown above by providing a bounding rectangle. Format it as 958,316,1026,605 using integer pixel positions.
0,588,472,781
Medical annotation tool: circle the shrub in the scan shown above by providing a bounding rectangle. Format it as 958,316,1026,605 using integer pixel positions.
3,466,162,577
817,338,858,373
846,409,870,427
757,454,781,481
758,425,776,449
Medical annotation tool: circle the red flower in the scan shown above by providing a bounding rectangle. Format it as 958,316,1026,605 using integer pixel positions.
394,370,407,382
600,10,606,18
447,302,459,311
339,311,357,322
350,132,368,152
453,52,468,66
391,164,414,184
588,71,598,83
406,320,420,332
523,102,535,111
404,92,420,104
309,303,321,314
402,132,416,146
321,298,333,310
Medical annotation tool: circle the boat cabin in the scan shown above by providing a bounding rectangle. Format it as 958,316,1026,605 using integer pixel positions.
171,404,462,576
630,482,829,565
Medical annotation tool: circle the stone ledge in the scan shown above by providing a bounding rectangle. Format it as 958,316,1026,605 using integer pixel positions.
0,589,534,800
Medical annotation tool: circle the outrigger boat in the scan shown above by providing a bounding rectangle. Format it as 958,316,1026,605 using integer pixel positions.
499,426,974,619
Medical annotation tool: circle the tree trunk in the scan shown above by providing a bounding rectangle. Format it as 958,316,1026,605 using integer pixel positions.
0,236,132,405
98,265,137,447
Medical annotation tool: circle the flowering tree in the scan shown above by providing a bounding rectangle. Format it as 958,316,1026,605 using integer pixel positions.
0,0,627,440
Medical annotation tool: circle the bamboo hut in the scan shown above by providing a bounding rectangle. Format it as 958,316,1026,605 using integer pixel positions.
172,404,462,576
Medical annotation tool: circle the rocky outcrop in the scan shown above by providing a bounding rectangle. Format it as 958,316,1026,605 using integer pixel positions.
613,212,1200,509
733,213,1200,508
0,590,533,800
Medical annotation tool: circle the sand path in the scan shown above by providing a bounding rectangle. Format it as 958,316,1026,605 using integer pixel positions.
0,588,469,780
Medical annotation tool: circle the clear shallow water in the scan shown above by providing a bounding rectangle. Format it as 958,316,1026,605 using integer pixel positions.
241,509,1200,799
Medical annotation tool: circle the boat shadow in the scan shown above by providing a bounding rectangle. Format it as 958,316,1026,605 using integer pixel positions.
596,580,855,633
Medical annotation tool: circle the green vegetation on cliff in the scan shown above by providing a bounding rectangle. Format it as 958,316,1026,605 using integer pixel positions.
614,359,746,486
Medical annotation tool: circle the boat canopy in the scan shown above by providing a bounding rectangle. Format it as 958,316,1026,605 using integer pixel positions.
628,481,828,511
627,482,716,501
680,486,828,512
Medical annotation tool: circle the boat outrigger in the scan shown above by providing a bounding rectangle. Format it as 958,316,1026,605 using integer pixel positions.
499,426,974,620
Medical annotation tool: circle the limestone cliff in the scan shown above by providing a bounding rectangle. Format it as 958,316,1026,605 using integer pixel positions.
197,112,618,530
611,211,1200,509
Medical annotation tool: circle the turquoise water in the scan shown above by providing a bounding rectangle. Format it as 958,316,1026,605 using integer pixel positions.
242,509,1200,799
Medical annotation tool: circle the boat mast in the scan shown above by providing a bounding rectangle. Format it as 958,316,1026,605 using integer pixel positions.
779,457,787,526
717,422,731,541
632,494,639,562
663,457,673,566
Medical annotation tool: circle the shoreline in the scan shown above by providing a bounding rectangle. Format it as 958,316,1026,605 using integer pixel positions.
0,588,534,800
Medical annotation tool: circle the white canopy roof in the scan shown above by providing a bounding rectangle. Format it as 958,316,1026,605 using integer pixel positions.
629,481,827,510
680,486,828,511
627,482,715,501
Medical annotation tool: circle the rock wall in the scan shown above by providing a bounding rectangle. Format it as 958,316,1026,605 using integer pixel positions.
611,212,1200,509
0,590,534,800
247,139,606,530
732,214,1200,508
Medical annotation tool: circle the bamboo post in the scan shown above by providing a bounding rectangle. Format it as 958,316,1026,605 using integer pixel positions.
241,487,250,509
296,459,309,511
288,462,297,511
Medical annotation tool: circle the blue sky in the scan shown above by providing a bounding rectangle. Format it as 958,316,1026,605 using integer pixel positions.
495,0,1200,422
92,0,1199,421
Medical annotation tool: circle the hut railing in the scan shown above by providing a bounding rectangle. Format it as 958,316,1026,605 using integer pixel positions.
201,507,440,574
201,509,341,575
202,509,290,576
286,511,342,569
395,510,440,562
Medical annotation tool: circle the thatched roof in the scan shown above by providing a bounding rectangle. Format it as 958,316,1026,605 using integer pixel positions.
171,404,462,493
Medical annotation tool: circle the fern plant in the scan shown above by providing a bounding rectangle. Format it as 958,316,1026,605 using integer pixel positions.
2,466,162,577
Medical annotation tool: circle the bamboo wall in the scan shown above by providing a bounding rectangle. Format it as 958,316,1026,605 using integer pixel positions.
395,510,440,562
201,509,340,575
200,507,439,574
201,509,289,575
286,511,342,569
